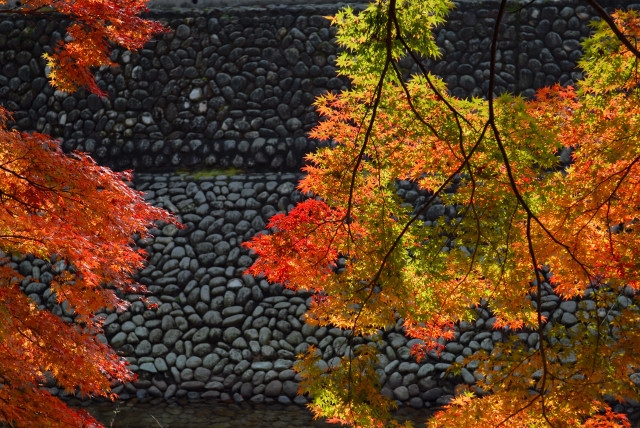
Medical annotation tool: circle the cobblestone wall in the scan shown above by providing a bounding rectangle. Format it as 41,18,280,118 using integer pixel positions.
3,0,640,415
0,1,626,172
9,172,639,414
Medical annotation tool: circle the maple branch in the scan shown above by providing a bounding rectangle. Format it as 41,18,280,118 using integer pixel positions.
484,204,520,303
0,151,82,202
386,5,485,289
0,190,42,215
392,14,475,131
342,2,398,414
344,10,393,231
355,121,490,299
388,59,444,142
526,215,555,428
487,2,556,424
585,0,640,60
391,13,479,191
568,150,640,211
487,44,592,291
495,392,541,428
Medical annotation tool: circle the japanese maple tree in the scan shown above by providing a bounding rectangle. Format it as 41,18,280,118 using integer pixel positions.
0,0,169,427
245,0,640,426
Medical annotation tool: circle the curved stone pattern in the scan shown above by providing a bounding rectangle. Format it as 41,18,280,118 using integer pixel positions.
10,172,638,415
0,1,603,172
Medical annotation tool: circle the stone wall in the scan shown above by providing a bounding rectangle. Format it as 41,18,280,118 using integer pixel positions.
10,171,639,414
0,0,624,172
3,0,640,416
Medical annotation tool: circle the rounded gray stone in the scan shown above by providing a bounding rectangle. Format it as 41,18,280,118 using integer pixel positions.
282,380,298,398
461,368,475,385
264,380,282,397
110,332,127,348
154,358,169,372
139,362,157,373
394,386,410,401
227,278,244,290
422,387,443,401
163,329,182,347
194,367,212,382
560,312,578,326
186,356,203,369
223,327,242,343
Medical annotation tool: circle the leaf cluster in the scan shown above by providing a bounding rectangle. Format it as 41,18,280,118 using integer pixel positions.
245,0,640,426
0,0,165,95
0,1,170,426
0,106,177,427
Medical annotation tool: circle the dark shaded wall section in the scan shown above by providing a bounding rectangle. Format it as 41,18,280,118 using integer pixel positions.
0,1,635,171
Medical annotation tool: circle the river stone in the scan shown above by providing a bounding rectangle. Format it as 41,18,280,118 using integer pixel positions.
398,362,419,373
223,327,242,343
461,368,475,384
559,300,577,313
118,318,137,332
222,305,244,316
163,329,182,347
387,372,403,389
165,352,177,366
286,331,304,346
193,327,210,343
214,241,231,255
423,387,444,401
164,384,177,400
230,336,247,349
259,345,275,359
274,359,293,370
154,358,169,372
560,312,578,326
199,353,218,369
203,310,222,326
176,355,187,370
135,340,152,356
394,386,410,401
251,361,273,371
194,367,212,382
161,315,176,330
227,278,244,290
229,348,244,363
175,316,189,331
186,356,203,369
111,332,127,348
282,380,298,398
222,314,245,327
231,360,249,375
385,360,400,374
152,344,169,357
139,362,157,373
194,343,213,357
445,342,464,354
264,380,282,397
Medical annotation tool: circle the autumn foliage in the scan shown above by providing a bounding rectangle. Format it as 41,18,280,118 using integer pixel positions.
0,0,168,427
246,1,640,426
1,0,165,96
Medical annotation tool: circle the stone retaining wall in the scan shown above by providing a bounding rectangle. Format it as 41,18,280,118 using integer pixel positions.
10,172,638,415
3,0,640,417
0,1,625,172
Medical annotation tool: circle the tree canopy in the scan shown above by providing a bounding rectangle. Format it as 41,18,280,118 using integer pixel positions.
245,0,640,426
0,0,169,426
